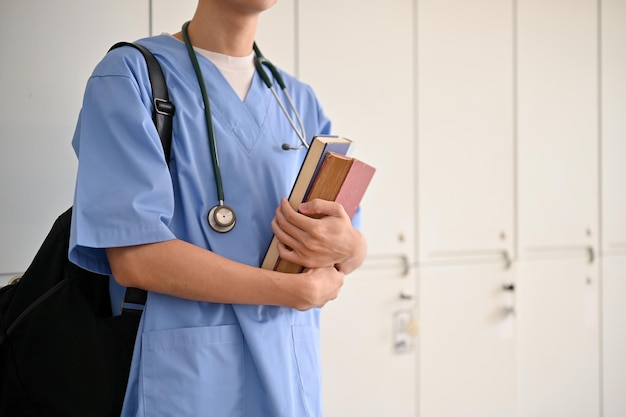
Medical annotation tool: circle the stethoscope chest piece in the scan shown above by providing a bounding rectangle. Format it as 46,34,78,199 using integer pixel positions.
208,204,236,233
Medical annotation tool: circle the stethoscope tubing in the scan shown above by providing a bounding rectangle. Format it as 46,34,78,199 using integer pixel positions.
182,21,226,204
253,44,308,149
180,21,308,232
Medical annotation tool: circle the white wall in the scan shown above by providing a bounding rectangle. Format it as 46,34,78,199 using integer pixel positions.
2,1,625,416
0,0,149,286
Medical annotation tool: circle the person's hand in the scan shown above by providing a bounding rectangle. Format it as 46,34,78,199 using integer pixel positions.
285,265,345,310
270,198,366,273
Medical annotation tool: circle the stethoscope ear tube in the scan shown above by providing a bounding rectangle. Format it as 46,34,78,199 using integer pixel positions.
252,44,275,88
253,43,286,90
253,43,307,149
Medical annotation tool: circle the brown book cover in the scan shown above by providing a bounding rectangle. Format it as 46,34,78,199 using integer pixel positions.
270,151,376,274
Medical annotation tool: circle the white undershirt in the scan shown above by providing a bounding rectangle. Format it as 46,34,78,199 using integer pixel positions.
168,34,255,101
195,47,256,101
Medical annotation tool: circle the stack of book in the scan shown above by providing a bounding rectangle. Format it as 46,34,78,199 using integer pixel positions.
261,135,376,273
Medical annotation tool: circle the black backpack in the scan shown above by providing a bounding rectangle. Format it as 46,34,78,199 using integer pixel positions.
0,42,174,417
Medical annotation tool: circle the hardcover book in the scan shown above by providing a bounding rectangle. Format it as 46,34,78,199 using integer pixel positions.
261,136,376,273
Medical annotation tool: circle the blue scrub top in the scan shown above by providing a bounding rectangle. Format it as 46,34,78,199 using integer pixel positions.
69,35,333,417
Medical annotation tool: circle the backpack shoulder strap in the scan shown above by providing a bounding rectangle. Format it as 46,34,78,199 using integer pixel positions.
108,42,175,166
107,42,176,311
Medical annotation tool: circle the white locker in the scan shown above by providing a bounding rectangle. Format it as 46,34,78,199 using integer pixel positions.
320,266,417,417
0,0,149,276
516,0,599,254
599,2,626,415
298,1,417,416
418,263,516,417
601,255,626,417
298,0,415,261
600,0,626,254
515,3,601,413
416,0,515,264
516,258,600,417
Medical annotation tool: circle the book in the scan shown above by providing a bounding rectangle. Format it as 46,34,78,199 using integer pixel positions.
283,135,354,211
262,146,376,274
322,153,376,219
261,135,353,271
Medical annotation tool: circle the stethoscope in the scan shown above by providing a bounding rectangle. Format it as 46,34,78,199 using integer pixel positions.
181,21,308,233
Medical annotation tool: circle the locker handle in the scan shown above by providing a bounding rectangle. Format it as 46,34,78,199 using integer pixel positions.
587,246,595,264
427,249,513,269
359,253,413,277
502,250,512,269
525,245,595,264
399,289,414,300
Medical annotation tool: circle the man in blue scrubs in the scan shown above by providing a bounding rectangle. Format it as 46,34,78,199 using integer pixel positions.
69,0,367,416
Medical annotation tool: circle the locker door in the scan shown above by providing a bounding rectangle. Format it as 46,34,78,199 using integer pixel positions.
516,258,600,417
600,0,626,253
419,263,516,417
601,255,626,417
516,0,599,254
298,0,415,260
416,0,515,264
320,266,417,417
599,3,626,415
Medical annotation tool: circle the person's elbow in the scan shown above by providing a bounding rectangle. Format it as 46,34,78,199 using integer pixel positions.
106,245,151,288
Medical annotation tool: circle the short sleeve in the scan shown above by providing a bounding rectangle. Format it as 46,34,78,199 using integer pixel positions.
69,50,175,274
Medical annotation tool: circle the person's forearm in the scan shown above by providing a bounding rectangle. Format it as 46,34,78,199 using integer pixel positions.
106,239,343,310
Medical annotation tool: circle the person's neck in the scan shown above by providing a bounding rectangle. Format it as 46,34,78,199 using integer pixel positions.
172,3,259,57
